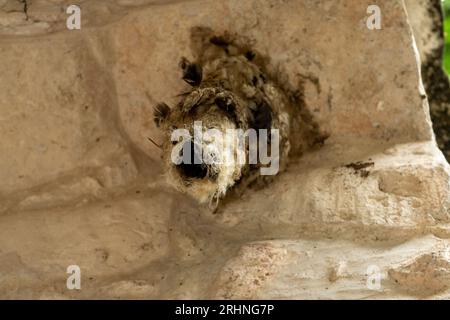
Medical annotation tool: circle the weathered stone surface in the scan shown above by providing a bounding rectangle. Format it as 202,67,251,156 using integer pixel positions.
0,0,449,299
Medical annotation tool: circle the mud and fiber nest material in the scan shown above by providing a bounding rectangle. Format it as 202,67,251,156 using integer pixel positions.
153,27,325,210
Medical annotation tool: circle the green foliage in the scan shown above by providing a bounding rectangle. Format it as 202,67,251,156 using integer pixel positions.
443,0,450,74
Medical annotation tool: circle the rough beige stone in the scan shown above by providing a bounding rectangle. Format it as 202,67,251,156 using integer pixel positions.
0,0,449,299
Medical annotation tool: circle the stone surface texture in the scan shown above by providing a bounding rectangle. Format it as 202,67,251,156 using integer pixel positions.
0,0,449,299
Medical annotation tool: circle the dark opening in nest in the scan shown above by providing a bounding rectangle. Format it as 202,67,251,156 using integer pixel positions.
176,141,208,179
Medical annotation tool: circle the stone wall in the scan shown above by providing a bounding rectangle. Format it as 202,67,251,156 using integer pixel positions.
0,0,449,299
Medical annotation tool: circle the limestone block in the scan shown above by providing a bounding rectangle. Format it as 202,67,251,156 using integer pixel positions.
0,0,448,299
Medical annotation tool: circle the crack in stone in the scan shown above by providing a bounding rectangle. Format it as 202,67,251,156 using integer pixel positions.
19,0,28,20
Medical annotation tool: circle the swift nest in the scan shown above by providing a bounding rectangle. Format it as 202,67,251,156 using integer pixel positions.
153,27,326,211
